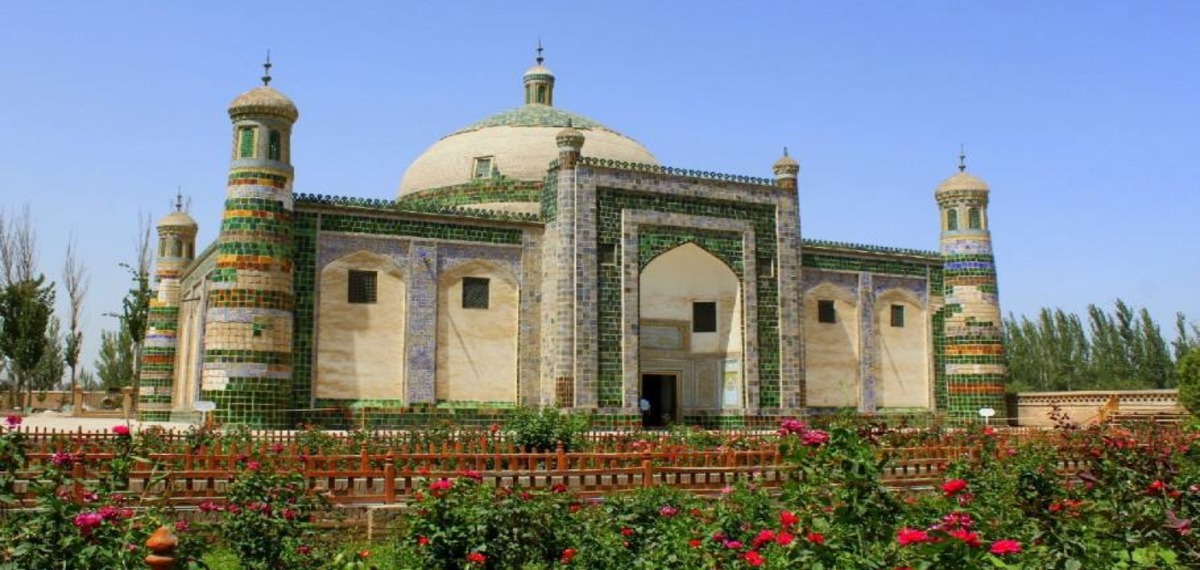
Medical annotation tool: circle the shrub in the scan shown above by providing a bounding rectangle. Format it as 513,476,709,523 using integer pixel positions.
503,407,589,452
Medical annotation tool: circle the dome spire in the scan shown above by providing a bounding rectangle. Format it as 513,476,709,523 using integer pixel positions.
958,143,967,172
523,41,555,106
174,186,184,212
261,50,272,86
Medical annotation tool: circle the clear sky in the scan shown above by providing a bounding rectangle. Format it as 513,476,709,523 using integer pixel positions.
1,1,1197,378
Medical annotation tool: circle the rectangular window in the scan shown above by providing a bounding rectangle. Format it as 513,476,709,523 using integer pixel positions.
817,300,836,324
462,277,490,309
599,243,617,266
238,127,255,159
268,130,281,160
347,270,378,304
473,156,494,179
890,304,905,327
757,255,775,278
693,301,717,333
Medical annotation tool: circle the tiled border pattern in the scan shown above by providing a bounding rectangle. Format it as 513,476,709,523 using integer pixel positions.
620,212,757,413
594,185,782,409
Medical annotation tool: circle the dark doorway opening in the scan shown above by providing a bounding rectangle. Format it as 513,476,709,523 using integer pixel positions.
640,374,678,428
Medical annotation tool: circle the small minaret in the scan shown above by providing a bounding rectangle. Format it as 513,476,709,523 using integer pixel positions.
935,151,1007,418
137,193,197,421
772,147,799,190
201,55,299,428
523,42,555,106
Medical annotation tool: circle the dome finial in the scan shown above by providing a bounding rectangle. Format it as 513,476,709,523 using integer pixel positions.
958,143,967,172
536,38,544,66
783,146,789,157
175,186,184,212
262,50,272,86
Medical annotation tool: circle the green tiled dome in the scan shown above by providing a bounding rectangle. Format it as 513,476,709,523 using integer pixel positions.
454,106,607,134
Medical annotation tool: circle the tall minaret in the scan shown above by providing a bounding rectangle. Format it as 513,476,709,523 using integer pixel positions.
137,193,197,421
935,152,1007,418
201,56,299,428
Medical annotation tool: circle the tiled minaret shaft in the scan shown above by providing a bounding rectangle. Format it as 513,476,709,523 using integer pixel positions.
137,200,197,420
200,71,299,428
935,167,1007,417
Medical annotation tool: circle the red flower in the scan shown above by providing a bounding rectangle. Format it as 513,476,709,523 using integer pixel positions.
357,550,370,559
620,527,634,536
744,551,765,566
780,510,799,528
989,539,1021,555
688,539,702,549
751,529,776,549
941,478,968,497
429,478,453,494
560,548,577,563
174,521,189,533
467,551,487,565
4,415,21,427
948,528,980,548
113,424,131,436
800,429,830,446
417,536,430,546
1148,480,1167,494
806,532,825,545
897,528,930,546
776,531,795,546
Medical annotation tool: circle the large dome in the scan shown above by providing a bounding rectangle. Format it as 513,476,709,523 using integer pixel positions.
398,56,657,198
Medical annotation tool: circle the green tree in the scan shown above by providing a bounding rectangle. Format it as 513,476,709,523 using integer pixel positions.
31,316,64,392
1176,348,1200,416
94,324,134,391
0,276,56,408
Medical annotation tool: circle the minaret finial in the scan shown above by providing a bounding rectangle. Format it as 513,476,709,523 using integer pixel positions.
262,50,272,86
175,187,183,212
783,146,789,157
536,39,544,66
958,143,967,172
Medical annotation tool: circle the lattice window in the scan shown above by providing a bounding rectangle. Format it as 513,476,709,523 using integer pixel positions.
891,304,905,328
347,270,377,304
462,277,490,309
473,157,494,179
968,207,982,230
238,127,255,159
946,209,958,231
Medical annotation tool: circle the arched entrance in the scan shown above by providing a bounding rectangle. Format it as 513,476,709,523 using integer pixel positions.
638,243,742,427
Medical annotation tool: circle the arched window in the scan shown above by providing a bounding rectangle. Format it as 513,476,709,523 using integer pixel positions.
946,209,958,231
238,127,255,158
536,85,547,104
171,238,182,257
158,237,168,257
268,130,281,160
968,207,982,229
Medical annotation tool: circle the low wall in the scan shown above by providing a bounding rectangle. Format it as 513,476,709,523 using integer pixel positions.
1016,389,1183,427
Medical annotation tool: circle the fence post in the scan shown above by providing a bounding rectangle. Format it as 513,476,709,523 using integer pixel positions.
70,458,85,501
642,459,653,488
145,525,178,570
556,441,566,471
384,452,396,503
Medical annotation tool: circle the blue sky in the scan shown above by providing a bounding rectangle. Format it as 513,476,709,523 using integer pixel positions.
1,1,1197,375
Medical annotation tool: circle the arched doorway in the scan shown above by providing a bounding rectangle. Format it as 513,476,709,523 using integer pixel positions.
638,243,742,427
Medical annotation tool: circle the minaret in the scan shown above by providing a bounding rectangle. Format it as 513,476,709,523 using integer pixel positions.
201,55,299,427
137,192,197,421
935,152,1007,418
